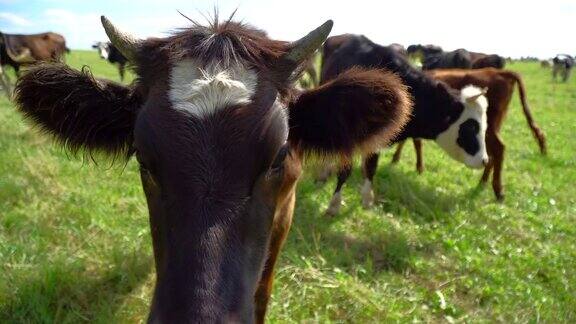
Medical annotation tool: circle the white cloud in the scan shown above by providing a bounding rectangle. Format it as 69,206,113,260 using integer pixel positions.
42,8,105,49
0,12,34,27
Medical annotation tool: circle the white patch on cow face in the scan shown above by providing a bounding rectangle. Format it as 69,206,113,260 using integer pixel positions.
435,85,489,169
169,59,258,119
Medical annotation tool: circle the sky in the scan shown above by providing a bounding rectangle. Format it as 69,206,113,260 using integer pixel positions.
0,0,574,59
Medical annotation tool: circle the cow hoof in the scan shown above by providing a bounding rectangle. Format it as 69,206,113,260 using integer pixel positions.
324,192,342,216
495,193,505,202
360,180,374,209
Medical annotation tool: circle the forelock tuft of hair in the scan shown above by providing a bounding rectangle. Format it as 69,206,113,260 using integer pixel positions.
15,63,141,162
150,14,287,70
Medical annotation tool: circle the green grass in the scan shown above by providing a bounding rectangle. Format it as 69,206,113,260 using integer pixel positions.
1,51,575,323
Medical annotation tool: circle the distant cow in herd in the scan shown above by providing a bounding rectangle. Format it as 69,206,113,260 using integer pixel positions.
320,34,489,215
552,54,574,82
392,68,547,200
406,44,443,61
470,52,506,69
0,31,68,96
92,41,128,81
407,43,505,70
15,16,417,323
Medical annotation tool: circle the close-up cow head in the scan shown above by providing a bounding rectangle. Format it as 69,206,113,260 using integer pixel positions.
435,85,489,169
15,15,412,323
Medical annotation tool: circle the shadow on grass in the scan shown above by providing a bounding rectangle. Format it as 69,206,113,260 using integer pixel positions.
286,206,413,277
325,231,412,273
286,162,490,278
311,164,464,223
0,249,153,323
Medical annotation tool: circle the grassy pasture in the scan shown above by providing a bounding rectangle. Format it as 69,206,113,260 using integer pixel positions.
0,51,575,323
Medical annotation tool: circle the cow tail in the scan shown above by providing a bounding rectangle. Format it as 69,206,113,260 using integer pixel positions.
508,71,547,154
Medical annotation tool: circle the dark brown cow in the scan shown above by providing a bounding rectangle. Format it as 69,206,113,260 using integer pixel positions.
409,46,505,70
406,43,443,62
0,31,68,74
321,33,354,67
422,48,473,70
470,52,506,69
392,68,547,200
15,16,412,323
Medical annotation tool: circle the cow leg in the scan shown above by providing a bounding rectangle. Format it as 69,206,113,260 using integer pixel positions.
413,139,424,174
118,64,125,82
480,130,496,184
361,153,379,208
481,130,505,200
254,192,295,324
480,159,494,184
391,140,406,164
490,134,506,201
325,163,352,216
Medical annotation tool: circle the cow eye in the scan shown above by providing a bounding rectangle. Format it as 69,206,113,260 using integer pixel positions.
269,144,289,175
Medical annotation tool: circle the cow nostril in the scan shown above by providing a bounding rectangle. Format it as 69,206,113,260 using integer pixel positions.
482,158,489,166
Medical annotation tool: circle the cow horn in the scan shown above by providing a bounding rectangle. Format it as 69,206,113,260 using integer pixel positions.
283,20,333,63
101,16,140,62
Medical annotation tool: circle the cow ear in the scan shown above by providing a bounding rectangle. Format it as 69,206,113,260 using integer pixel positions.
288,67,412,158
15,63,141,161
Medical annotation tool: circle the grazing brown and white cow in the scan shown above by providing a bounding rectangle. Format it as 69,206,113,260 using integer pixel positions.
392,68,547,200
0,31,68,96
15,16,413,323
319,34,489,215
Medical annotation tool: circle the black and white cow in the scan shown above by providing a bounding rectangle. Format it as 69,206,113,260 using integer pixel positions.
552,54,574,82
320,34,488,214
92,41,128,81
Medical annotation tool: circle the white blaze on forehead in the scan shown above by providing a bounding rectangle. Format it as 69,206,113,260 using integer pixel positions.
435,85,489,169
169,59,258,118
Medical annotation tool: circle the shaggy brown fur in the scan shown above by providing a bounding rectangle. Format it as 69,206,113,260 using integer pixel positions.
15,64,141,159
289,67,412,158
